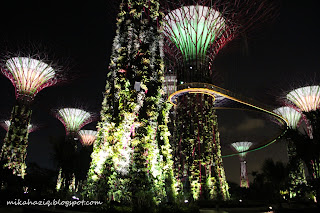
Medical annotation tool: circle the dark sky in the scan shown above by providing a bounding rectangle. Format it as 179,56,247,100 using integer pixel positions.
0,0,319,184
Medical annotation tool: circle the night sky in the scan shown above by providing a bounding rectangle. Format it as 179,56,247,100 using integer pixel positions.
0,0,319,185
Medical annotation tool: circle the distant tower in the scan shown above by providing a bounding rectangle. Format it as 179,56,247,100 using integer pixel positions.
78,130,97,146
0,56,59,178
231,142,253,188
273,106,307,198
54,107,94,192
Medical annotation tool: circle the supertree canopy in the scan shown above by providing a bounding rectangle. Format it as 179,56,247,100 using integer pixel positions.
163,5,226,62
55,108,93,135
78,130,97,146
286,86,320,112
161,0,277,84
273,107,302,129
231,142,253,188
0,56,60,178
3,57,57,101
231,142,253,158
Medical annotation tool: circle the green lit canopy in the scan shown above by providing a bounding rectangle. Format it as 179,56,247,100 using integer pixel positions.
231,142,253,158
163,5,226,61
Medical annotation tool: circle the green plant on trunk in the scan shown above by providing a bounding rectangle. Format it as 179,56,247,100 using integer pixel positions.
84,0,175,210
0,101,32,178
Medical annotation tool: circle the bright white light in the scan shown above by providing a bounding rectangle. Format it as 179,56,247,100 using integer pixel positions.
239,199,242,202
72,195,79,200
5,57,56,98
56,108,92,134
184,200,188,203
287,86,320,112
273,106,301,129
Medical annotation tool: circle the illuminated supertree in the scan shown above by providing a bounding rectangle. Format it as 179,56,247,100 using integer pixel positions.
273,106,307,198
160,0,277,201
54,107,95,192
55,108,94,135
85,1,176,210
285,85,320,201
78,130,97,146
231,142,253,188
287,86,320,113
273,107,302,129
0,56,60,178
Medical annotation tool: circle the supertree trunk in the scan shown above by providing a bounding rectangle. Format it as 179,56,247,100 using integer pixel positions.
302,110,320,202
273,107,307,197
56,135,78,193
85,0,174,208
239,159,249,188
173,93,229,201
0,100,32,178
287,140,307,198
286,126,320,204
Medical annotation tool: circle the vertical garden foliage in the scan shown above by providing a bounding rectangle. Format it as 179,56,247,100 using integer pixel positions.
156,100,177,202
0,101,32,178
172,93,229,201
85,0,174,208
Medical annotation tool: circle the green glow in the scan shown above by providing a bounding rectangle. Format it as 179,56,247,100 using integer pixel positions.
164,5,225,61
56,108,92,134
231,142,253,158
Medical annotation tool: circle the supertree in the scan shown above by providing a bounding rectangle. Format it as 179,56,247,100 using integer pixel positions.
274,106,306,198
285,85,320,201
54,107,95,192
287,86,320,113
273,106,307,198
0,56,60,178
85,1,176,210
230,142,253,188
55,108,94,135
159,0,277,201
78,130,97,146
